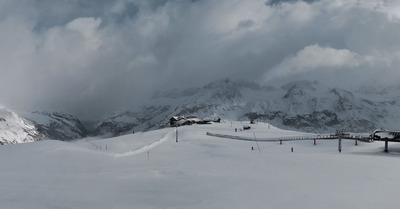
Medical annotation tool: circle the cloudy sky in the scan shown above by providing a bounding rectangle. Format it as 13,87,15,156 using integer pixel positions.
1,0,400,118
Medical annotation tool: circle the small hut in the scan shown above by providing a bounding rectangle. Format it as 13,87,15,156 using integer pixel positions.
169,116,198,127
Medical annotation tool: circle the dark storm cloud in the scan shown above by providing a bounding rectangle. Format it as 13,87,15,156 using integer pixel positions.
267,0,320,6
1,0,400,118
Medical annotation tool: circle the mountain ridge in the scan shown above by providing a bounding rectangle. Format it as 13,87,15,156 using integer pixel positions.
95,79,400,135
0,105,47,144
2,79,400,143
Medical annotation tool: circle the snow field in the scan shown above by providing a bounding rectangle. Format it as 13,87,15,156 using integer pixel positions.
1,121,400,209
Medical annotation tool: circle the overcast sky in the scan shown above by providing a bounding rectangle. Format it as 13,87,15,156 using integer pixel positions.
1,0,400,118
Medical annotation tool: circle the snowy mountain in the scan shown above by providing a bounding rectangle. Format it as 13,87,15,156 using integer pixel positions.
101,79,400,135
0,105,46,144
4,79,400,142
93,106,172,137
22,111,87,141
1,108,88,144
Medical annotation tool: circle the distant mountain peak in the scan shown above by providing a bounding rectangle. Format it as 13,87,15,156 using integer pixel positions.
22,111,87,141
4,79,400,143
0,105,46,144
282,84,305,99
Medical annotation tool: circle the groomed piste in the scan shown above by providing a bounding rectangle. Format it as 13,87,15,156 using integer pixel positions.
0,121,399,209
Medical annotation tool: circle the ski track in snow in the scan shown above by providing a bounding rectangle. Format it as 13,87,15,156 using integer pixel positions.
113,130,175,158
2,121,400,209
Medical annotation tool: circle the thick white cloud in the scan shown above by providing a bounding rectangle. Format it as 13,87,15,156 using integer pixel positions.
265,44,362,79
0,0,400,118
65,17,102,51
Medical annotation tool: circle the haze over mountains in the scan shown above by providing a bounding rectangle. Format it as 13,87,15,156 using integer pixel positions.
2,0,400,121
2,79,400,144
2,1,400,208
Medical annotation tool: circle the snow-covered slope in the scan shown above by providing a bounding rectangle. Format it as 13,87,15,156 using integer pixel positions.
22,111,87,141
1,121,399,209
95,79,400,136
93,106,172,136
6,79,399,141
0,105,46,144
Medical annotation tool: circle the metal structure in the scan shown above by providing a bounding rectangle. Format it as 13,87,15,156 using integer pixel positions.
206,130,368,153
176,125,178,143
335,129,348,153
371,129,400,152
206,131,368,142
207,128,400,153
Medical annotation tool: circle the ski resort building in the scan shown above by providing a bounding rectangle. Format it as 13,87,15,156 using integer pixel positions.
169,116,220,127
169,116,199,127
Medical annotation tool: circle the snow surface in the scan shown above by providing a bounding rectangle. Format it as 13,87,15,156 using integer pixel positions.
1,121,400,209
0,106,40,144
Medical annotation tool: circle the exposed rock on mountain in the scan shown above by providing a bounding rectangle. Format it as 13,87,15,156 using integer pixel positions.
4,79,400,143
93,105,173,137
131,79,400,133
0,105,46,144
22,111,87,141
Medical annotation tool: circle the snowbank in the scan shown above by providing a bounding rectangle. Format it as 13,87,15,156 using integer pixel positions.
0,121,399,209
